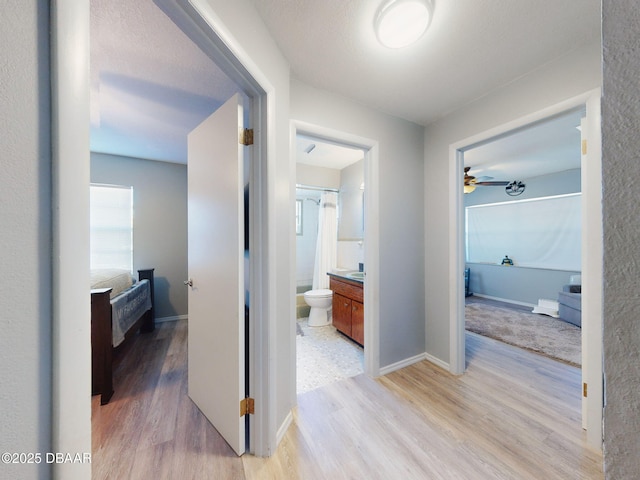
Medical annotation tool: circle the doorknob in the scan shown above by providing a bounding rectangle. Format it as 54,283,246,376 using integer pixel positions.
184,278,193,287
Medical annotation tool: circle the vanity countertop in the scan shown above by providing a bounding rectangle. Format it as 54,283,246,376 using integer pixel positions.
328,270,364,284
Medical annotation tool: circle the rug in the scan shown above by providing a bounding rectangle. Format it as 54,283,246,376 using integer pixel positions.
465,302,582,367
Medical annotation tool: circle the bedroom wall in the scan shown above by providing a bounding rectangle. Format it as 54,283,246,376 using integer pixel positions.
602,1,640,476
0,1,52,478
465,168,581,305
291,78,426,369
91,153,188,320
423,39,602,363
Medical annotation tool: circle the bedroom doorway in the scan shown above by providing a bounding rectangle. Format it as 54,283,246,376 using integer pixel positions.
53,0,275,463
448,90,603,449
462,108,584,367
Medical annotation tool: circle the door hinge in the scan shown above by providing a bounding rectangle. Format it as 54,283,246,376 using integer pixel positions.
583,382,588,398
240,128,254,146
240,396,255,416
582,139,588,155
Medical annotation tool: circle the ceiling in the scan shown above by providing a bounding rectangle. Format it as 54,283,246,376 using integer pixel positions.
296,135,364,170
463,108,585,182
90,0,600,171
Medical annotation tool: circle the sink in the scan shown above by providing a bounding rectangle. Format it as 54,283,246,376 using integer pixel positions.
347,271,365,280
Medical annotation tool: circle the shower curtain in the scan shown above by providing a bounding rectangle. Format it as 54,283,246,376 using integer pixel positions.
312,192,338,290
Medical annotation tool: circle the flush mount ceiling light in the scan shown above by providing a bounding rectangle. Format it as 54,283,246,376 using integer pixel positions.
375,0,434,49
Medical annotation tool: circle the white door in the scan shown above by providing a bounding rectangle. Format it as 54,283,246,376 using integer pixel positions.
187,94,246,455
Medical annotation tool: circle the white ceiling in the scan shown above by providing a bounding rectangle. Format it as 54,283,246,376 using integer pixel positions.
463,108,585,181
250,0,600,126
90,0,600,172
296,135,365,170
90,0,241,163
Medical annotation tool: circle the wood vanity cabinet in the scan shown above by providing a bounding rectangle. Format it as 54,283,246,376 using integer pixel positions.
330,276,364,346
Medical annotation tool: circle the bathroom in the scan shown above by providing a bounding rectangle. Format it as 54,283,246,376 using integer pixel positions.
295,134,366,394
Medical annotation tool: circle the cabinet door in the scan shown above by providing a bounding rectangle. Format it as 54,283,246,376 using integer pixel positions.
333,293,352,337
351,300,364,346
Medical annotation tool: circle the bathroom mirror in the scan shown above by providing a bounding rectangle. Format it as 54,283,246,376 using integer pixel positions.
338,159,364,240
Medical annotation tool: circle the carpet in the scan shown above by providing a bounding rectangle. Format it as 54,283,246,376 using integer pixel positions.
465,302,582,367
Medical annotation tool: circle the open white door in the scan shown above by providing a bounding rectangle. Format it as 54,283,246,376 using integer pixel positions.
187,93,246,456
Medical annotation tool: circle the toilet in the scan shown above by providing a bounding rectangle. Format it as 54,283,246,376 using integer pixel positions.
303,289,333,327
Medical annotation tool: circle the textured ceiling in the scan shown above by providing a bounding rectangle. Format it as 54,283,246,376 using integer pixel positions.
250,0,600,125
464,108,584,182
90,0,241,163
90,0,600,171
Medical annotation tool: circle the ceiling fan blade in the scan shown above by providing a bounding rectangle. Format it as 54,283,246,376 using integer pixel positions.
475,175,494,182
474,181,510,186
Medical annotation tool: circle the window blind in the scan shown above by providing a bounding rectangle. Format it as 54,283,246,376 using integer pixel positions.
465,193,581,271
90,184,133,271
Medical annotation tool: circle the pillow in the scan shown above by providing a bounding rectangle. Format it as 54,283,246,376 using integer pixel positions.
91,269,134,298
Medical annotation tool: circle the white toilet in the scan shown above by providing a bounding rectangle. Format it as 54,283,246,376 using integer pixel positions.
303,289,333,327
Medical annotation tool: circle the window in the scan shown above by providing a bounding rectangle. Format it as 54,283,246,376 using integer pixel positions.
90,184,133,271
296,199,303,235
465,193,581,271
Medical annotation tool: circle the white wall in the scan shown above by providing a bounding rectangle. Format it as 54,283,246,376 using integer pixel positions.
423,40,602,362
0,1,52,478
291,79,426,367
296,162,341,189
91,153,188,319
602,1,640,476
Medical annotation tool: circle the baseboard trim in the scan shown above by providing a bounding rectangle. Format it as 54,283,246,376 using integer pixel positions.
424,352,450,372
379,352,427,376
472,293,535,309
156,314,188,323
276,410,293,445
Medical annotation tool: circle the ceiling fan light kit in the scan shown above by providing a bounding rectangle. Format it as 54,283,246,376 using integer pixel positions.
375,0,434,49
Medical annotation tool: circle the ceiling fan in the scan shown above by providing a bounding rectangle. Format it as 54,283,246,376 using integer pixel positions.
464,167,526,196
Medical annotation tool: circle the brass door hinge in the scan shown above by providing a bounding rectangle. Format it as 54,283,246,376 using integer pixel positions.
583,382,588,397
240,128,254,146
240,397,255,416
582,139,587,155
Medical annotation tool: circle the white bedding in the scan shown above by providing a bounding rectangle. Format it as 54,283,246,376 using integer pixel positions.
90,269,134,298
111,279,151,347
91,269,151,347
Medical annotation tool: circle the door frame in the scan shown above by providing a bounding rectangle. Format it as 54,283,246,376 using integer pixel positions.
51,0,275,467
448,88,603,449
290,120,381,404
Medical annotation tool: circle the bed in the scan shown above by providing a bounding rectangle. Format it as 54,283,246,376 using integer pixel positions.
91,268,155,405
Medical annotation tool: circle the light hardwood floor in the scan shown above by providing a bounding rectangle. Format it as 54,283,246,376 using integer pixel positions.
92,320,603,479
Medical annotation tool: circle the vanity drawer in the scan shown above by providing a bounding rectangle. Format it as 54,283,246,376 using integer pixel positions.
330,277,363,303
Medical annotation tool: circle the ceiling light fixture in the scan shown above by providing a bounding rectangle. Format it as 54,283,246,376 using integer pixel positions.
375,0,434,49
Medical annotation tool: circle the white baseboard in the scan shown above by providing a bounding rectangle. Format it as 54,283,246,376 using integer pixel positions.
276,410,293,445
156,314,188,323
472,293,534,309
424,352,450,372
379,352,427,376
378,352,451,376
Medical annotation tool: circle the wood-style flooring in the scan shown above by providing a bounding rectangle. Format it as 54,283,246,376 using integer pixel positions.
92,320,603,479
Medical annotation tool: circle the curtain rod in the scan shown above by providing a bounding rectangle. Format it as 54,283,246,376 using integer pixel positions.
296,184,339,193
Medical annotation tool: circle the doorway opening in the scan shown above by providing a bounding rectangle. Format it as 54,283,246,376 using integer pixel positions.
448,90,603,449
290,122,381,396
462,107,584,368
54,0,274,463
294,135,366,394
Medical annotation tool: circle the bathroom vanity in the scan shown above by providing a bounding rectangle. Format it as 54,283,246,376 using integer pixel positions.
329,272,364,346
